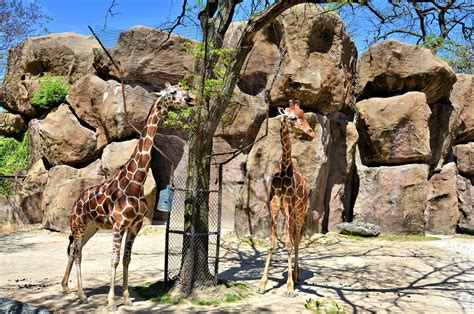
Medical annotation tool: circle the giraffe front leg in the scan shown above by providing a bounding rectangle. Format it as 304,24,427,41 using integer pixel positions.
107,225,126,311
258,197,278,294
122,221,144,306
284,205,296,298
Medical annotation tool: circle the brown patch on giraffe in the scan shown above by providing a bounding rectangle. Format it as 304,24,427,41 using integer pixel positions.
128,159,138,173
143,137,153,151
125,182,141,195
133,170,147,182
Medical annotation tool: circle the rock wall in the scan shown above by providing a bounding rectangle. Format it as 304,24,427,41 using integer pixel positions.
1,4,472,235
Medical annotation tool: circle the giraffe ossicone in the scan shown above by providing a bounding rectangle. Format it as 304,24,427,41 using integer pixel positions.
61,82,195,311
257,99,315,297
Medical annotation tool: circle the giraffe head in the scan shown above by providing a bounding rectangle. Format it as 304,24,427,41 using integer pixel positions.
154,81,195,108
278,100,315,139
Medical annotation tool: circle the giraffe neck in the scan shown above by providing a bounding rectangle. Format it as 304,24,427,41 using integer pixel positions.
280,118,292,169
123,98,163,185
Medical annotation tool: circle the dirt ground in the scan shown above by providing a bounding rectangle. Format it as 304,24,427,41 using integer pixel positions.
0,225,473,313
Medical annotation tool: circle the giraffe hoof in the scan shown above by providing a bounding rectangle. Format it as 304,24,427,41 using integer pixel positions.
285,291,297,298
62,287,69,294
257,287,266,294
106,304,118,311
123,299,133,306
79,298,89,304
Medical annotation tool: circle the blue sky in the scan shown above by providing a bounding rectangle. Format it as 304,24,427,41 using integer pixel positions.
36,0,192,35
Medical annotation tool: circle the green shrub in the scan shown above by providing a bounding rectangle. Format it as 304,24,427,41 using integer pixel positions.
31,74,70,108
0,133,29,195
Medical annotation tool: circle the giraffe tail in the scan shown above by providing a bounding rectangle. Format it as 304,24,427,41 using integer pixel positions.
67,235,74,256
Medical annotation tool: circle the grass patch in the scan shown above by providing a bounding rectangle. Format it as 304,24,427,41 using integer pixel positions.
134,280,252,306
240,235,267,247
133,280,183,305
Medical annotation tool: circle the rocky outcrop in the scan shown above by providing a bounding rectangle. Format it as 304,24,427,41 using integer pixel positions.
214,86,267,150
429,74,473,170
93,26,195,91
353,161,429,235
100,139,139,177
18,159,49,224
324,113,358,231
66,75,108,149
358,39,456,104
235,113,331,237
454,143,474,177
457,175,474,226
451,74,474,143
100,81,157,141
0,112,26,136
337,221,381,237
2,33,99,117
42,160,104,231
425,163,460,234
266,4,357,114
355,92,431,166
36,105,97,167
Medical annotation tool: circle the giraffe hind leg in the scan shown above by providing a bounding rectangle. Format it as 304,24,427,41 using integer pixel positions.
61,235,74,293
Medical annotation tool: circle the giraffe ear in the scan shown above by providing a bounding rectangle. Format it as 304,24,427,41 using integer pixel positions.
164,81,172,89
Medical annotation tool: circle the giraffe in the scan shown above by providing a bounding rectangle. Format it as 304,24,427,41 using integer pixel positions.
61,82,194,311
257,100,315,297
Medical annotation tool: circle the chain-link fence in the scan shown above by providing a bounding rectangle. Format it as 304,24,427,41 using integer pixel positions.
164,166,222,292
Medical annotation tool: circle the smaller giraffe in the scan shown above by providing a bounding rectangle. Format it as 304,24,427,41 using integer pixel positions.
61,82,194,311
257,100,315,297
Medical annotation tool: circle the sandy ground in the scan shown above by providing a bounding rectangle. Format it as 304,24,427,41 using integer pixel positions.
0,226,473,313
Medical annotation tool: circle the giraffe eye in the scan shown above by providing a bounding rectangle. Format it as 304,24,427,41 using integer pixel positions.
290,116,297,122
170,90,177,95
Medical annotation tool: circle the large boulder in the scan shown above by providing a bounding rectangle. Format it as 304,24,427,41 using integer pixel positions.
324,113,358,232
355,92,431,165
66,74,108,149
99,80,157,141
453,143,474,177
266,4,357,114
2,33,99,117
93,26,195,91
100,139,139,177
457,175,474,226
425,163,460,234
36,105,97,166
18,159,49,224
358,39,456,104
452,74,474,143
42,160,104,231
353,160,429,235
429,75,473,170
235,113,331,237
224,22,281,96
0,112,26,136
214,86,267,150
27,119,43,167
212,137,247,229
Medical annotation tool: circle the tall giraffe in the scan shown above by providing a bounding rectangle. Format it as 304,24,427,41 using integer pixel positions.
61,82,194,311
257,100,315,297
